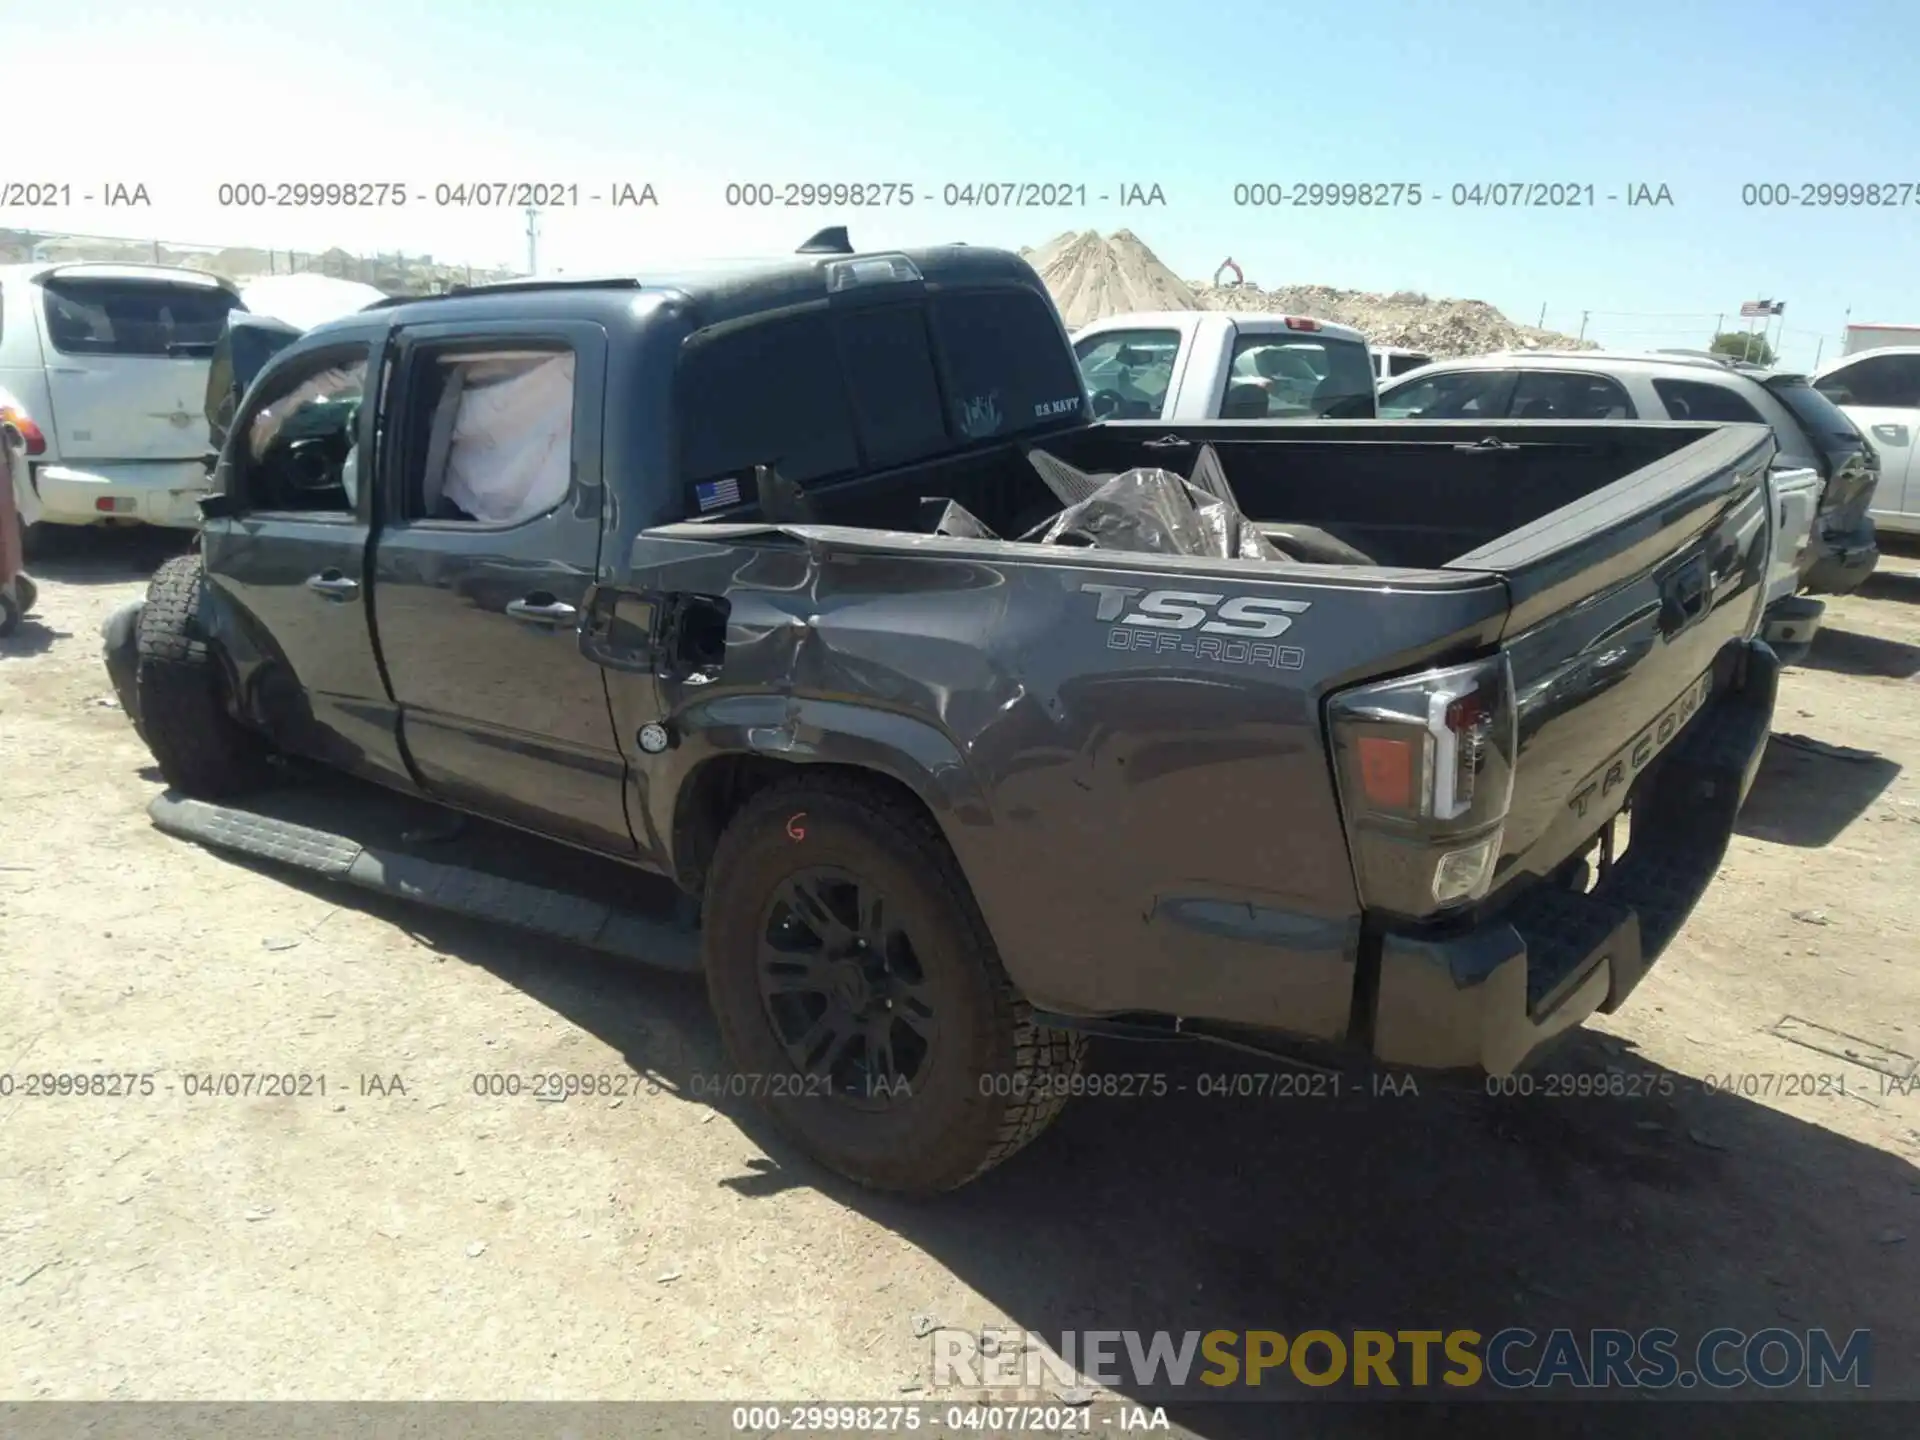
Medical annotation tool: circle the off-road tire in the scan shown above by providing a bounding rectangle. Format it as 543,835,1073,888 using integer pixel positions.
0,590,18,638
135,555,273,797
14,575,35,615
702,775,1085,1194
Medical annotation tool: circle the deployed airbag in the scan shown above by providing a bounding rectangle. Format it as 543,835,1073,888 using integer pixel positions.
440,354,575,526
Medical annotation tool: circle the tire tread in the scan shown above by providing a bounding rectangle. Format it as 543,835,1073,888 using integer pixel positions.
134,555,272,797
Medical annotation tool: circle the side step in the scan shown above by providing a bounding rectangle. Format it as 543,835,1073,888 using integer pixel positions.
148,792,702,973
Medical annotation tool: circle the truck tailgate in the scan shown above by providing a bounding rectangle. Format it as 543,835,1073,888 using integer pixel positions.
1453,421,1774,895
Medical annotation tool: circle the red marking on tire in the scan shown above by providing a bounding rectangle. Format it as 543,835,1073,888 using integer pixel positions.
786,813,807,841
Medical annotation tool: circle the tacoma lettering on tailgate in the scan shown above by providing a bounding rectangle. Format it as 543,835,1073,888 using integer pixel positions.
1567,669,1714,820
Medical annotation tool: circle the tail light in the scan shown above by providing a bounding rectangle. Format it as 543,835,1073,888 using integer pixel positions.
1327,654,1517,914
1283,316,1322,332
0,404,47,456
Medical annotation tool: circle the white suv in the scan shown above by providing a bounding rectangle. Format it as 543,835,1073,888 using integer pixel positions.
0,262,244,547
1380,349,1880,600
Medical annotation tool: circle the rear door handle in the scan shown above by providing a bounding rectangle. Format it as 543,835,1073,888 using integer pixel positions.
505,596,579,626
1870,424,1909,445
306,571,359,600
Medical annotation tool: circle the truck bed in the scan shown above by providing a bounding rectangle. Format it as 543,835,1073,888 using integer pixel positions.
786,417,1735,570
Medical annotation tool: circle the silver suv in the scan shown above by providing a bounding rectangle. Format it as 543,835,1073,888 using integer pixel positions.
1379,349,1881,597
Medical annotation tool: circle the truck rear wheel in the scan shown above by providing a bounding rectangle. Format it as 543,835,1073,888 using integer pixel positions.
701,776,1085,1194
135,555,273,797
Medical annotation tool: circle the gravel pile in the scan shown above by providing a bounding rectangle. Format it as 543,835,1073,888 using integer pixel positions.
1021,229,1199,328
1027,230,1593,356
1190,280,1593,355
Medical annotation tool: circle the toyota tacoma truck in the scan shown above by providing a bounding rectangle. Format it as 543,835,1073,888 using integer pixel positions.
112,230,1779,1195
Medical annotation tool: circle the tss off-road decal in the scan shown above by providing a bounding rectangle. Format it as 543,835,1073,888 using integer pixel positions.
1081,583,1311,670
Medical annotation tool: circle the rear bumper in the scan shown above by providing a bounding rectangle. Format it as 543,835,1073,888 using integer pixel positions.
1802,520,1878,596
32,461,210,529
1370,639,1778,1075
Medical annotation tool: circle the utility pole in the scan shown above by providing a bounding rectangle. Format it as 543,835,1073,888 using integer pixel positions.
524,205,541,277
1537,302,1547,328
1576,310,1589,343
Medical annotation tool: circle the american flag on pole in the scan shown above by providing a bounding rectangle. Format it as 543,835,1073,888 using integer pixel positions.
1739,300,1772,318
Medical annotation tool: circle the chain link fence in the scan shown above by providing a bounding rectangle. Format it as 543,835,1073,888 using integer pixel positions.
0,227,524,295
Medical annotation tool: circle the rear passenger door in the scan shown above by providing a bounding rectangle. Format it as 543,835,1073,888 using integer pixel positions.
370,319,632,853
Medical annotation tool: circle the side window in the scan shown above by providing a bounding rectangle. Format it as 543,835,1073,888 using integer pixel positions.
1378,369,1516,418
1073,327,1180,420
1509,371,1636,419
676,312,860,509
1651,378,1765,424
399,345,578,525
237,347,370,515
1814,355,1920,409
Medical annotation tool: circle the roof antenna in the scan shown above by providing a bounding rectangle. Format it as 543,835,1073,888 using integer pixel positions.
797,226,854,256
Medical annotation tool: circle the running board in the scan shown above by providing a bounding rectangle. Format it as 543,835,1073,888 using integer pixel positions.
147,793,702,973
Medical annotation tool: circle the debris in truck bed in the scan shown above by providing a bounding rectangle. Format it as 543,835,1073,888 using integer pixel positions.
1033,467,1281,561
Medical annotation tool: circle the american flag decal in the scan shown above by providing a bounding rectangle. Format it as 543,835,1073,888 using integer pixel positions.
694,476,742,512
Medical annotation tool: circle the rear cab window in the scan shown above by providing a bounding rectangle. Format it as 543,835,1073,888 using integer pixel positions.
1224,331,1375,418
40,274,241,358
1073,327,1180,420
674,284,1086,516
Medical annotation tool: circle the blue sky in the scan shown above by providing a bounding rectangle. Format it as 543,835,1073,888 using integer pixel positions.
14,0,1916,368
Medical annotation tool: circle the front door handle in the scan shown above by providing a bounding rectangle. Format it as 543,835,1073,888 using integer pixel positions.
505,596,579,626
1870,423,1909,446
306,570,359,600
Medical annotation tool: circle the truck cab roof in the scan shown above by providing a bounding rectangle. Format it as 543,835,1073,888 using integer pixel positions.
1076,309,1369,347
356,243,1045,334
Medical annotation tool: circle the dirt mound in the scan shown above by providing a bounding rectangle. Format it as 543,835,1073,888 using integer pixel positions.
1191,280,1592,356
1020,229,1198,329
1023,229,1591,355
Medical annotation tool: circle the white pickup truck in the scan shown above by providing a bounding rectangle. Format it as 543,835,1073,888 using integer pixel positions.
1070,310,1377,422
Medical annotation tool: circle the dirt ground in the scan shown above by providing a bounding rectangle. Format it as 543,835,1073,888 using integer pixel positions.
2,529,1916,1427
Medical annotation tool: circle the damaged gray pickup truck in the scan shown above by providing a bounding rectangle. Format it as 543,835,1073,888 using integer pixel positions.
114,231,1779,1194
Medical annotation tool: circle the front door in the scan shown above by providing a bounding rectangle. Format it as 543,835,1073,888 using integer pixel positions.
369,319,632,854
199,332,408,784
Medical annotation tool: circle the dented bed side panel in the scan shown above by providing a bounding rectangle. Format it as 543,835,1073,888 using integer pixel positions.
601,528,1510,1036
